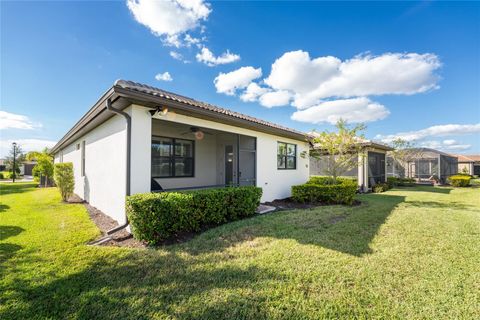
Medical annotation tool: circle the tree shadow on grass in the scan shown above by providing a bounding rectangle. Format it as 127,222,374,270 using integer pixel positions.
0,251,295,320
0,225,25,241
179,194,406,257
0,182,37,196
0,226,25,273
0,203,10,212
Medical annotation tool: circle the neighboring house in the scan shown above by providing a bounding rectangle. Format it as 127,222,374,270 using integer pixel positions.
0,159,5,171
51,80,310,224
454,154,480,176
386,148,458,183
309,140,393,191
22,161,37,176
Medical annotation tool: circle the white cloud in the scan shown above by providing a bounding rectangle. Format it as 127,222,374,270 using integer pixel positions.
259,90,292,108
217,50,441,124
126,0,211,47
291,97,390,124
376,123,480,142
196,47,240,66
240,83,270,102
169,51,190,63
0,111,40,130
420,140,471,151
0,138,57,158
214,66,262,95
264,50,441,109
155,72,173,82
443,139,456,146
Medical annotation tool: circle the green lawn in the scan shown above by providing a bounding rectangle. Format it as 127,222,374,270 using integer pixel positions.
1,182,479,319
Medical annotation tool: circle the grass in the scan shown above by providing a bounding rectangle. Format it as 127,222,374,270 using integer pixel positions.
1,182,479,319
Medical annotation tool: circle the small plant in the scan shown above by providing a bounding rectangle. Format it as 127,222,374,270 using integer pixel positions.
0,172,4,179
448,175,471,187
54,163,75,201
372,183,390,193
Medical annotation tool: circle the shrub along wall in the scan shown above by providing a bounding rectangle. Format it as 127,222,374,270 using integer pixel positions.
126,186,262,245
292,179,357,205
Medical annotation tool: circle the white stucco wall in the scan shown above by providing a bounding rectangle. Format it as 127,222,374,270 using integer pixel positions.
55,103,310,223
56,112,128,224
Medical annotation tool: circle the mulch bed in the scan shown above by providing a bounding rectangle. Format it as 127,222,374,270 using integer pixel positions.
75,196,146,248
264,197,361,210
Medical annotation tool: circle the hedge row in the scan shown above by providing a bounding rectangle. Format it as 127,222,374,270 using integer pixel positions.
448,175,471,187
126,186,262,244
292,179,357,205
307,175,358,185
387,177,415,187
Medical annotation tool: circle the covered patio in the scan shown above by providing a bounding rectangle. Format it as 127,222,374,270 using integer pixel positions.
151,119,256,192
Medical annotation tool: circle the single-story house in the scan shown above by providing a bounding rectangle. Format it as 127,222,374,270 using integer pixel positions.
309,140,393,191
454,154,480,176
51,80,310,225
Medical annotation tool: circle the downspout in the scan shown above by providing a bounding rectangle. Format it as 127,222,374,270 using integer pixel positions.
105,98,131,235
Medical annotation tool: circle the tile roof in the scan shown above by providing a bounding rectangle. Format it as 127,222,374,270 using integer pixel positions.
115,80,308,138
454,154,480,162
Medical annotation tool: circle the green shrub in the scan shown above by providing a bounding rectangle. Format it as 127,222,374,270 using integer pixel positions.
54,163,75,201
308,175,357,185
0,172,3,179
0,171,12,179
372,183,390,193
292,180,357,205
448,175,471,187
387,177,415,187
126,186,262,244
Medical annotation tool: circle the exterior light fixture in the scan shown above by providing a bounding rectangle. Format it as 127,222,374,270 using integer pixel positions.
149,106,168,117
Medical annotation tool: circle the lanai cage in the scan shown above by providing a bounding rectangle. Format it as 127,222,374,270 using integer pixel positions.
387,148,458,183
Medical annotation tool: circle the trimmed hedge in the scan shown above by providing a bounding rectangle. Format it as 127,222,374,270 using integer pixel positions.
292,180,357,205
448,175,471,187
387,177,415,187
372,183,390,193
126,186,262,244
308,176,358,185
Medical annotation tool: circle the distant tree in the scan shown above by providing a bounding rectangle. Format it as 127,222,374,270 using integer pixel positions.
388,138,423,177
54,163,74,201
5,143,24,182
29,148,54,187
309,119,366,183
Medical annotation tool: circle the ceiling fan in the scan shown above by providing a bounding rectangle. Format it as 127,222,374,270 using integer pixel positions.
181,126,212,140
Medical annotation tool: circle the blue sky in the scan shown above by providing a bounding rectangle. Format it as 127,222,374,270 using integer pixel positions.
1,1,479,157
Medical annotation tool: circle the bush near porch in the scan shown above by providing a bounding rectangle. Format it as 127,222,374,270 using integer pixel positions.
126,186,262,244
292,178,357,205
448,175,472,187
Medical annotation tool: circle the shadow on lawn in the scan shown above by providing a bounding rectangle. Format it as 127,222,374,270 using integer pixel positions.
0,203,10,212
0,226,25,273
180,193,406,257
0,182,37,195
1,251,296,320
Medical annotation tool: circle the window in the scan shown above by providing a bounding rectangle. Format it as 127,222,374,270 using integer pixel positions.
81,141,85,177
152,137,194,178
277,142,296,170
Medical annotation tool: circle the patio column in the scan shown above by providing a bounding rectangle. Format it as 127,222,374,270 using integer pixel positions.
129,105,152,195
